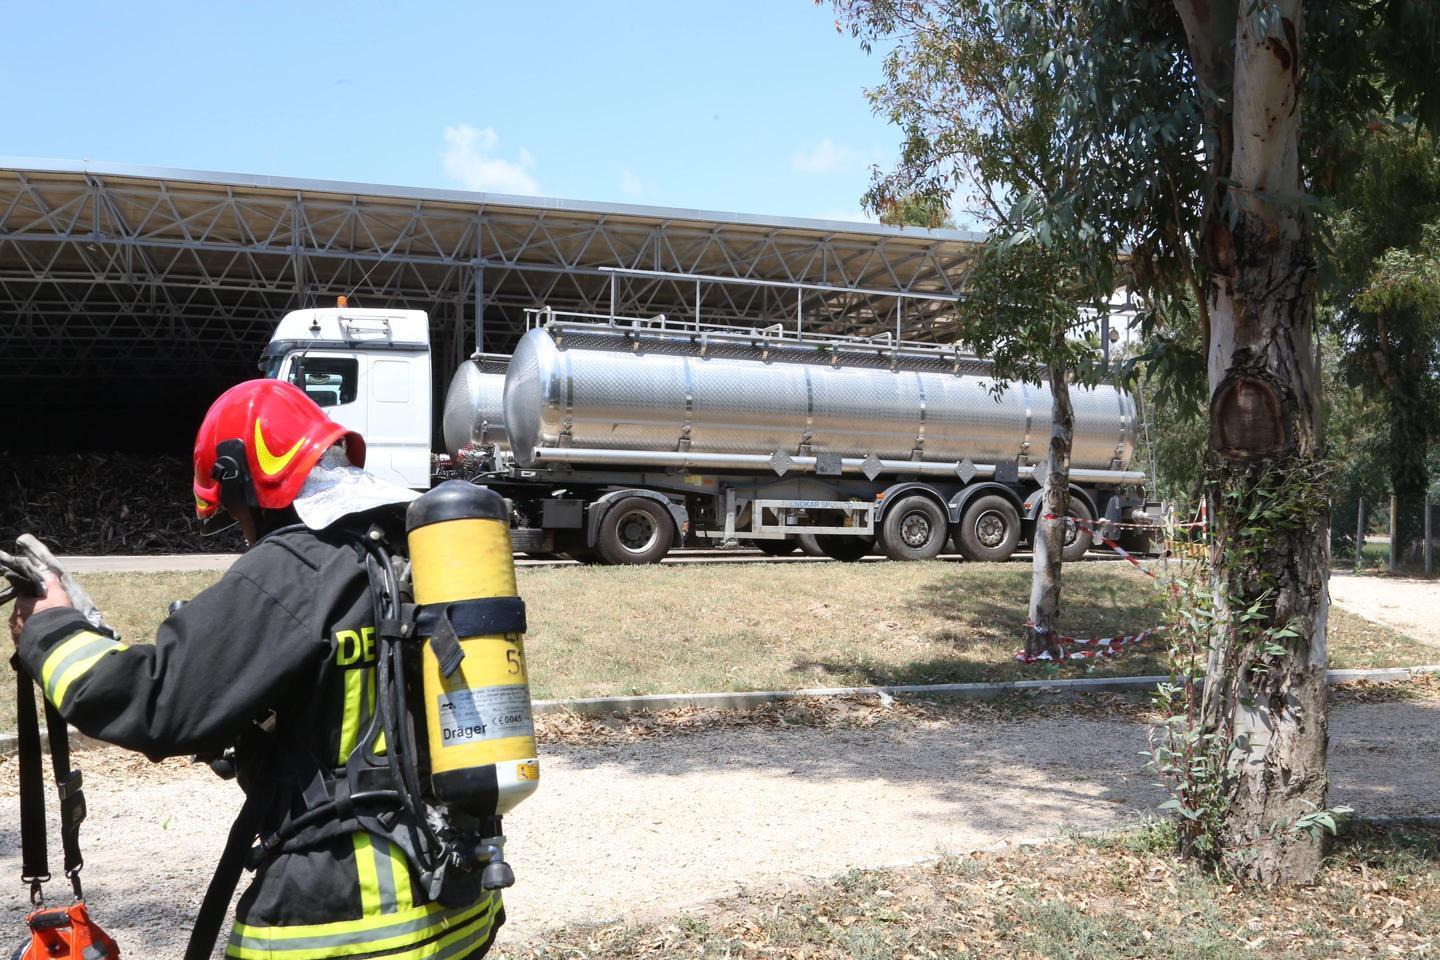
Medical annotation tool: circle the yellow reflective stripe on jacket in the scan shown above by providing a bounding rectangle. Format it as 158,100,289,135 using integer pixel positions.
338,668,367,764
39,630,127,708
339,667,386,764
354,832,416,916
354,832,383,915
386,840,413,912
226,891,498,960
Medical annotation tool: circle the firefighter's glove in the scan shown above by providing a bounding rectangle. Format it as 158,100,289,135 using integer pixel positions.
2,534,115,643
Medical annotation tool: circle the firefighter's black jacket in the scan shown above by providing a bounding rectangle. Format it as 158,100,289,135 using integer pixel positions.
18,520,503,960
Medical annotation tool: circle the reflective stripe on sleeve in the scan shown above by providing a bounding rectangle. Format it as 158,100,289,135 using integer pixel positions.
226,891,498,960
39,630,128,708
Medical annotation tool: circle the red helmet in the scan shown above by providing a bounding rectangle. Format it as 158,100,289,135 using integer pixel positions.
192,379,365,520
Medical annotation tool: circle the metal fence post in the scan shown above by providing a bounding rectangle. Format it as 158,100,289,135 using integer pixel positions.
1426,494,1433,576
1389,494,1399,572
1355,498,1365,571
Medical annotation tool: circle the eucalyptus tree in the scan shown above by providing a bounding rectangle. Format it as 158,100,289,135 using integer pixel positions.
835,0,1439,881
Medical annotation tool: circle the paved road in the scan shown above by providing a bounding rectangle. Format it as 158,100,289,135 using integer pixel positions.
3,697,1434,957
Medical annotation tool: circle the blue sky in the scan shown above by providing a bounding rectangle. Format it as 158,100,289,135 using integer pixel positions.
1,1,907,223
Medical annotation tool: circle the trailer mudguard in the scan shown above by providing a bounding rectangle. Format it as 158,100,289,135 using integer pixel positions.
948,482,1024,522
878,482,959,525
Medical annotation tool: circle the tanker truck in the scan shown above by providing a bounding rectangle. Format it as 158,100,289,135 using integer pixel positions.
259,294,1157,565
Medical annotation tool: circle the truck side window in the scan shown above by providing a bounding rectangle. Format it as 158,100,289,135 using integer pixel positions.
291,357,358,407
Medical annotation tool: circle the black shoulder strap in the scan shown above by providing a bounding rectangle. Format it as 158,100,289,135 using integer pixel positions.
15,661,49,902
46,695,86,899
13,654,87,903
185,734,276,960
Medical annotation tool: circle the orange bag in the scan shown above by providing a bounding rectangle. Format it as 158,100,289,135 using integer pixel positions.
15,902,119,960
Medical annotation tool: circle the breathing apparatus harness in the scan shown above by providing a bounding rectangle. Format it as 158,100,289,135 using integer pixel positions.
187,481,539,959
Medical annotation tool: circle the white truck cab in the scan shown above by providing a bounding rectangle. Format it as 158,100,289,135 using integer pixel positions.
260,306,433,488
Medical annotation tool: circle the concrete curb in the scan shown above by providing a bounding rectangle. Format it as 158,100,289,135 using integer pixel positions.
5,664,1437,754
0,726,104,759
531,664,1440,717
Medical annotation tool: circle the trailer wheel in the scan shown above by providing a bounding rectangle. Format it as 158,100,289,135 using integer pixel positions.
752,538,798,557
880,496,948,561
796,534,827,557
815,534,874,562
595,497,674,565
955,495,1021,562
1060,499,1094,563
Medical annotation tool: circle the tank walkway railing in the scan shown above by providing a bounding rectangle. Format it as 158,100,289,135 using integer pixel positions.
523,266,977,365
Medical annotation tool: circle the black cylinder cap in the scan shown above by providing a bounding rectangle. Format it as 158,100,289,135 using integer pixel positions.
406,480,508,531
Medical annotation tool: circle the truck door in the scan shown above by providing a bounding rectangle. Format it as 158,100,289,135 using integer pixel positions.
361,352,432,488
277,350,430,489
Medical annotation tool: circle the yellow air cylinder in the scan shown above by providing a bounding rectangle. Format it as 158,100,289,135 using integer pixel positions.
407,480,539,817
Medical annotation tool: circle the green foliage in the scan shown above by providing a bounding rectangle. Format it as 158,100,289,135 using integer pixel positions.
1131,320,1209,502
835,0,1440,402
1322,333,1392,554
956,239,1102,389
875,193,956,229
1324,126,1440,547
1148,568,1237,864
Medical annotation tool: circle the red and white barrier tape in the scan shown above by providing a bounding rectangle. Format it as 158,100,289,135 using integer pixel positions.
1042,513,1161,582
1014,624,1162,663
1013,508,1211,664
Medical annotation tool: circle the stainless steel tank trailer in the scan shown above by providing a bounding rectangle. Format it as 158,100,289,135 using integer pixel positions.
262,280,1157,565
444,318,1153,565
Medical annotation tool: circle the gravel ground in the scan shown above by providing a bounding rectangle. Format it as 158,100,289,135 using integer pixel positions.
1330,572,1440,648
3,698,1437,958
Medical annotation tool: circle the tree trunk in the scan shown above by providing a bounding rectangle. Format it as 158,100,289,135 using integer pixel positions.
1025,363,1074,658
1180,0,1331,884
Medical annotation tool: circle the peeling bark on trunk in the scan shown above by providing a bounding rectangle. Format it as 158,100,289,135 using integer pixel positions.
1025,363,1074,658
1177,0,1331,884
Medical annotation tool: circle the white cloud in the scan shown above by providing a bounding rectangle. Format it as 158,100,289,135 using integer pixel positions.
791,138,862,175
619,168,645,199
441,124,540,195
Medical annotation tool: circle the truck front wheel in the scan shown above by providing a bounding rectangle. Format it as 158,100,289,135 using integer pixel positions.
880,495,948,561
595,497,674,565
954,495,1021,562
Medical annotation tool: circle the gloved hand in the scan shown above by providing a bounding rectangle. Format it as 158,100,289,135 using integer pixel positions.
8,570,73,645
2,534,112,645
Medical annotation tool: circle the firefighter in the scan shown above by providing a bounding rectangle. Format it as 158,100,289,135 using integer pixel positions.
8,379,505,960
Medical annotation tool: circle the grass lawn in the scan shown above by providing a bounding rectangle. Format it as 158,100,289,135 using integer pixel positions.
2,560,1434,730
494,823,1440,959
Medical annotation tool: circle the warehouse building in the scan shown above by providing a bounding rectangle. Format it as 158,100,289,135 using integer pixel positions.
1,159,983,454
